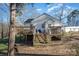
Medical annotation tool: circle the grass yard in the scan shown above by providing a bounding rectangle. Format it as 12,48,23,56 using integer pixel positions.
0,44,7,50
0,38,8,56
0,43,8,56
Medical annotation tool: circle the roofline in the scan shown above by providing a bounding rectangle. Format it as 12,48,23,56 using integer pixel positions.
33,13,59,21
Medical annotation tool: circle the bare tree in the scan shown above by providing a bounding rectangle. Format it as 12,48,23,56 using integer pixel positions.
8,3,16,56
0,17,4,39
8,3,25,56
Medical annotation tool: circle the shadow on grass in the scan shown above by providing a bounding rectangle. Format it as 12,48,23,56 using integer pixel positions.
0,48,8,56
0,52,7,56
0,36,25,45
0,38,8,44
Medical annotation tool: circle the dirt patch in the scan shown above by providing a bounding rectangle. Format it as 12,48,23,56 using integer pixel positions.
16,43,77,56
15,35,79,56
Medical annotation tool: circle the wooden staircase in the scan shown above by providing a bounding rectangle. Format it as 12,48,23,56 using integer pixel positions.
34,33,49,45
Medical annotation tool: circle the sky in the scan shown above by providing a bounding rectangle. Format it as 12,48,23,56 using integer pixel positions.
0,3,79,25
0,3,9,23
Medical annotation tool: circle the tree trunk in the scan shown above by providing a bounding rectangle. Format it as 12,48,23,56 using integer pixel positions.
8,3,16,56
1,18,3,39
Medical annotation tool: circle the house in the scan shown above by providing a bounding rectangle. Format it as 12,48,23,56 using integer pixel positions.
24,13,79,34
24,13,62,34
63,26,79,32
23,13,63,45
